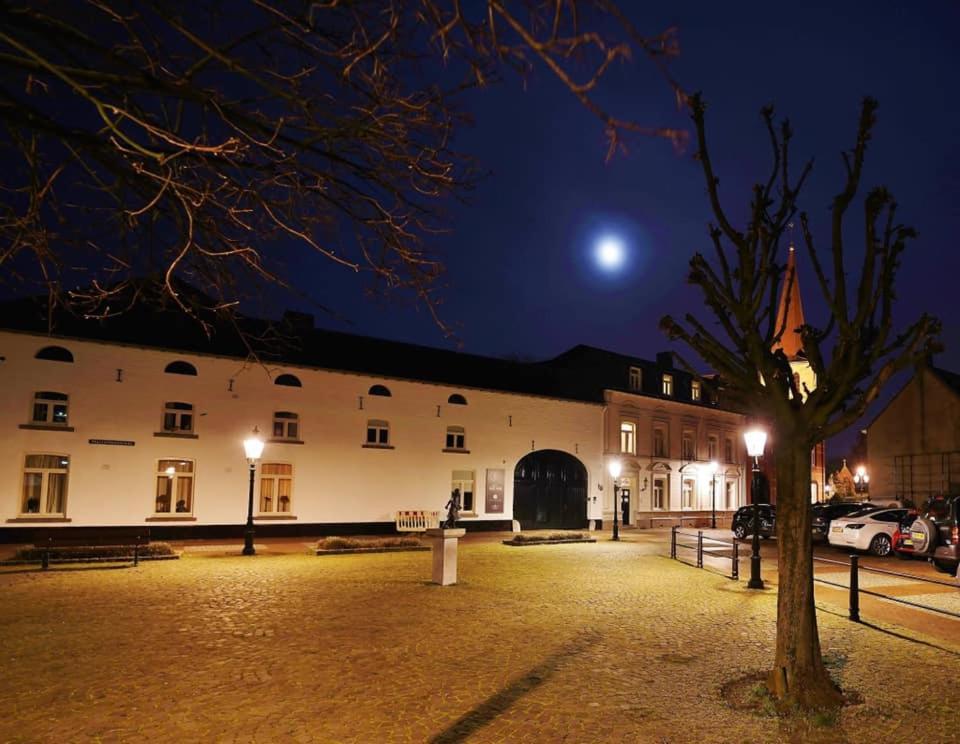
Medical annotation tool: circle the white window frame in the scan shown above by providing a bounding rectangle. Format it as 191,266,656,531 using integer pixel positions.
162,402,195,434
724,437,734,463
707,435,719,461
155,459,195,515
725,480,737,509
661,374,673,396
445,426,466,451
653,427,667,458
259,462,294,514
452,470,476,513
681,478,695,509
31,391,70,426
652,477,667,510
628,367,642,391
365,419,390,447
691,380,702,402
681,430,695,461
272,411,300,441
21,453,69,516
620,422,636,455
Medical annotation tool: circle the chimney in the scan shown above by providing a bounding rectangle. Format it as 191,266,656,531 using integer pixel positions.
656,351,673,369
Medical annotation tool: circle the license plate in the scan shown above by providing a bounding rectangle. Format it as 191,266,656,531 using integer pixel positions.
902,537,913,546
911,532,924,542
831,526,842,533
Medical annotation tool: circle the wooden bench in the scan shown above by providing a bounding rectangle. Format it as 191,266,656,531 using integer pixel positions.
32,527,151,570
395,510,441,532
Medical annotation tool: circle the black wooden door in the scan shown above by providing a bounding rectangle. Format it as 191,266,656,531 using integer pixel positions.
513,450,588,530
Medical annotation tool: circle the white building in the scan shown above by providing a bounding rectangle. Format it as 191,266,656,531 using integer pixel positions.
0,297,747,539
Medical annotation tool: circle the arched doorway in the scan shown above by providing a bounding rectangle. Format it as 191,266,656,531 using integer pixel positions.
513,450,588,530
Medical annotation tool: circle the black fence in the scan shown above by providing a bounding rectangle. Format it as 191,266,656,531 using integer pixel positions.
813,555,960,622
670,527,739,580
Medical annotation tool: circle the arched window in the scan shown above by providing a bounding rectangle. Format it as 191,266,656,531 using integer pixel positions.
275,374,302,388
368,384,391,397
447,393,467,405
35,346,73,363
164,360,198,376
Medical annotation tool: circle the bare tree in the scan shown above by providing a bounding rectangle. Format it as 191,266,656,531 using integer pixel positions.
0,0,683,333
661,94,940,710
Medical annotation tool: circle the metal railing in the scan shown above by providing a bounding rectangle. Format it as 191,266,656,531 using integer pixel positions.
813,555,960,622
670,526,739,580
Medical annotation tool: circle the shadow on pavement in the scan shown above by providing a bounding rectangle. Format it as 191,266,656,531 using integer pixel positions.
429,629,601,743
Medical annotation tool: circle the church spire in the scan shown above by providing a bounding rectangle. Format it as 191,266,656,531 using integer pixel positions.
772,244,806,360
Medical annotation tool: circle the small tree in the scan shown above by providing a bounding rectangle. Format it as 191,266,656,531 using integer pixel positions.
661,95,940,710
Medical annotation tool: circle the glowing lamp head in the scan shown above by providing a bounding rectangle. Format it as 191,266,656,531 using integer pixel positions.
743,428,767,458
596,235,625,270
243,426,265,461
608,459,622,479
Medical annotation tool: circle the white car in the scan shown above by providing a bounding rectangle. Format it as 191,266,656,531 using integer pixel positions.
827,508,909,556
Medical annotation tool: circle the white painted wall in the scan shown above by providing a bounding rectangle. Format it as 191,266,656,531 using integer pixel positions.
0,331,604,531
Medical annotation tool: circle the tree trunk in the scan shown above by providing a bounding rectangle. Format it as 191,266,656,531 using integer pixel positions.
768,432,844,709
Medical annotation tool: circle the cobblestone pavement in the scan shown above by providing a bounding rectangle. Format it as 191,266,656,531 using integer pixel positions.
1,539,959,743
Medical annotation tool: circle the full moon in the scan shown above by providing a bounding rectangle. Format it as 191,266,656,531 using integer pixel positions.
595,235,626,270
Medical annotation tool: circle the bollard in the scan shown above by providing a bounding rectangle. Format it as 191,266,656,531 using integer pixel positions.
849,554,860,622
697,530,704,568
134,544,140,567
732,540,739,580
41,548,49,571
670,525,677,559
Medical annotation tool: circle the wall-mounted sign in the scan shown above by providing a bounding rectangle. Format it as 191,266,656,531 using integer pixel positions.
485,468,505,513
88,439,135,447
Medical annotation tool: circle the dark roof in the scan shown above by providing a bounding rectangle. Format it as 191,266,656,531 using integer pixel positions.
931,366,960,398
0,290,720,408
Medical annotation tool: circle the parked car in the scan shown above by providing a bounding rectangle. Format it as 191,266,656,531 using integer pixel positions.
811,503,876,541
891,511,919,559
826,507,909,556
731,504,776,539
908,495,960,577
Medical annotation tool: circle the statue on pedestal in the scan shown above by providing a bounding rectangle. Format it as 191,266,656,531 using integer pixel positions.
443,488,461,529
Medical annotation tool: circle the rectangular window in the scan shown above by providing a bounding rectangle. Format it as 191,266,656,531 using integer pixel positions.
707,435,719,461
628,367,642,391
681,431,695,461
445,426,466,450
260,463,293,513
620,422,636,455
661,374,673,396
366,420,390,446
32,392,69,426
21,454,69,515
691,380,701,402
724,437,734,463
272,411,300,440
156,460,194,514
681,479,695,509
452,470,475,513
653,428,667,458
725,481,737,509
653,477,667,510
162,402,194,433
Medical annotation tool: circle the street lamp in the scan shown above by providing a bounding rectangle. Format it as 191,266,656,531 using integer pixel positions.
242,427,265,556
707,460,719,529
743,427,768,590
608,459,622,541
854,465,869,498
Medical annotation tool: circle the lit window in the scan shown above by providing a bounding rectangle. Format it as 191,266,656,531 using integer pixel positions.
682,478,695,509
155,460,194,514
691,380,702,401
366,419,390,446
653,428,667,458
681,431,695,461
652,477,667,510
162,402,194,433
724,438,734,463
628,367,642,392
259,463,293,514
620,422,636,454
445,426,466,450
31,391,69,426
21,454,69,515
661,374,673,396
452,470,475,513
272,411,300,441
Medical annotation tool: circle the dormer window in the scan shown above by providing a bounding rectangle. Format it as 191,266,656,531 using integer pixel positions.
691,380,702,401
628,367,642,392
661,374,673,396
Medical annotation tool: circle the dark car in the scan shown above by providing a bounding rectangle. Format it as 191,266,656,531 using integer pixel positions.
909,495,960,578
892,511,919,559
732,504,776,539
811,502,875,541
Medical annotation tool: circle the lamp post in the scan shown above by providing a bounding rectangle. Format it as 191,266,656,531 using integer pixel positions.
743,428,767,590
708,460,719,529
854,466,869,498
242,427,265,556
608,459,622,541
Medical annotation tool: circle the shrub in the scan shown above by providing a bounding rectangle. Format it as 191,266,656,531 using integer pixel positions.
508,532,586,544
14,542,176,561
317,536,422,550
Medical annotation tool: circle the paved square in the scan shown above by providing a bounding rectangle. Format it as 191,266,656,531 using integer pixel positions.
1,540,957,743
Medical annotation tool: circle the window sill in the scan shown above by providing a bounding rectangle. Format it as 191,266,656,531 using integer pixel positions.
268,439,304,445
255,514,298,521
442,448,471,454
7,516,72,523
19,424,75,432
146,516,197,522
362,444,394,450
153,432,199,439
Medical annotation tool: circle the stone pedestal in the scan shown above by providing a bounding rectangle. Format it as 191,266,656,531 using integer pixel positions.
425,528,466,586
